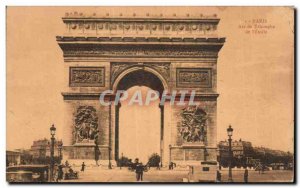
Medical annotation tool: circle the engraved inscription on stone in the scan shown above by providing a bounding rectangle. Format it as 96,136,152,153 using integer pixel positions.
70,67,105,87
176,68,212,88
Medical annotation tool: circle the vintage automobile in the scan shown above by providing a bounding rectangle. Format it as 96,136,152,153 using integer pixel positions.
6,165,49,182
185,161,219,182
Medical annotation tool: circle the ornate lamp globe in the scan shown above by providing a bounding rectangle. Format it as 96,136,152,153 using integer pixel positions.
227,125,233,137
50,124,56,136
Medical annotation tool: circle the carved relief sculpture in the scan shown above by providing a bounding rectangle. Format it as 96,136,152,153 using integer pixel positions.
70,67,105,87
74,106,99,144
176,68,212,88
180,106,208,143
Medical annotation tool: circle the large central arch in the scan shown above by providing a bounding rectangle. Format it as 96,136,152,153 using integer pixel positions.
112,66,168,163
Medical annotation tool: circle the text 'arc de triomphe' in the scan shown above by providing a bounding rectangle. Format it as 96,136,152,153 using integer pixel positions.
56,12,225,166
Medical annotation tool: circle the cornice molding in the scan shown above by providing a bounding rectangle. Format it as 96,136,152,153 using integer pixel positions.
57,36,225,43
61,92,219,101
61,14,221,37
57,37,225,59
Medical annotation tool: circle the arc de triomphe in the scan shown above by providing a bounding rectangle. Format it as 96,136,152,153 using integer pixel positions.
56,12,225,166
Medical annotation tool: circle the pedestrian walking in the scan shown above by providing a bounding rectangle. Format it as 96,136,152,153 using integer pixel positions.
169,162,175,170
135,163,144,181
216,170,222,182
169,162,172,170
56,165,64,182
54,171,59,182
65,160,69,167
132,158,139,171
58,164,64,181
244,169,249,183
81,162,86,172
53,164,59,182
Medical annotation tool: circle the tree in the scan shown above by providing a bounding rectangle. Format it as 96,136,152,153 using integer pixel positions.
148,153,161,167
117,156,132,167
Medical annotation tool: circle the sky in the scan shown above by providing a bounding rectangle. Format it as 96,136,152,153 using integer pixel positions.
7,7,294,153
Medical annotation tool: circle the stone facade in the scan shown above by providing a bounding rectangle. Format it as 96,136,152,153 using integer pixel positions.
57,13,225,166
30,138,63,159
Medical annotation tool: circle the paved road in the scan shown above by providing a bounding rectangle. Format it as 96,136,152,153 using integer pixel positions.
62,166,294,183
220,170,294,183
63,166,188,182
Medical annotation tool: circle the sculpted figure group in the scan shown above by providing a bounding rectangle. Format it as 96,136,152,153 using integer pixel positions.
180,106,207,143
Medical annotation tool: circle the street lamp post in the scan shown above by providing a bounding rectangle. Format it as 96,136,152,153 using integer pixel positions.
227,125,233,182
58,141,63,164
120,152,123,170
108,148,112,169
169,144,172,164
108,105,112,169
50,124,56,182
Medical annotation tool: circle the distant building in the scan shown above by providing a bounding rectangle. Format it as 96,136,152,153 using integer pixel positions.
6,150,22,165
30,138,63,159
270,163,286,170
218,139,253,158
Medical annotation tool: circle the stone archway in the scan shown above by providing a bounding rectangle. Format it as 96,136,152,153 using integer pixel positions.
57,13,225,167
111,67,168,164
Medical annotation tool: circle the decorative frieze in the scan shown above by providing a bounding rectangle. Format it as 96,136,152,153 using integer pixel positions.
176,68,212,88
66,22,218,34
70,67,105,87
59,43,220,59
62,13,219,36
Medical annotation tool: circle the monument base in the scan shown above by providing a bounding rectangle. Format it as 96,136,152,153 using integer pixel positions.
169,145,217,167
62,144,110,162
187,161,218,182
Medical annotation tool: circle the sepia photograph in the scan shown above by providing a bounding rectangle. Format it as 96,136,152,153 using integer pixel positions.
6,6,295,183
